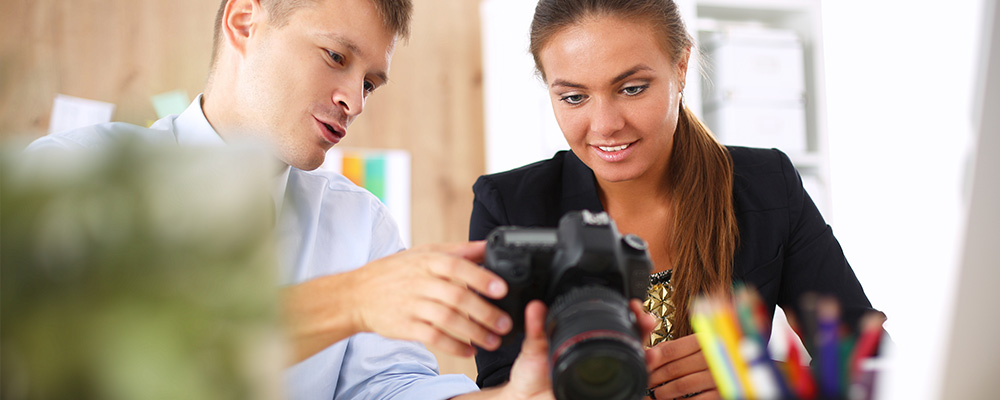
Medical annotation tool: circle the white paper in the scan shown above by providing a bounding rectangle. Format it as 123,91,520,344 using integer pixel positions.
48,94,115,134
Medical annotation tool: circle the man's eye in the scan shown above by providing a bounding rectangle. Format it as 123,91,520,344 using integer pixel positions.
363,80,376,95
560,94,585,105
327,50,345,65
622,84,649,96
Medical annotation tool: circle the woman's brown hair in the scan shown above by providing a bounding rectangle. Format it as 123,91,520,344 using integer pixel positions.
529,0,738,336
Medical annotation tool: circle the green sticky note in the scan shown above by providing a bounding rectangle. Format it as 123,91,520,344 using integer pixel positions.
151,90,191,119
364,155,386,202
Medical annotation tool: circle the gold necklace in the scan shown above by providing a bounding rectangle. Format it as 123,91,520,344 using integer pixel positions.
644,269,676,347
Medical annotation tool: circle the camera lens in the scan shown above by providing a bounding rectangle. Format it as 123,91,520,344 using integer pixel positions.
547,286,647,400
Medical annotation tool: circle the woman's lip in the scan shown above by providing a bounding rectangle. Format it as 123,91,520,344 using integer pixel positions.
590,140,636,162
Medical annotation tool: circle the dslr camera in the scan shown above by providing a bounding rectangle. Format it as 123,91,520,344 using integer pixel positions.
483,210,651,400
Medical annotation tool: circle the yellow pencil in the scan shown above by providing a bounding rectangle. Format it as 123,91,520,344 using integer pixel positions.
711,297,756,399
691,298,740,399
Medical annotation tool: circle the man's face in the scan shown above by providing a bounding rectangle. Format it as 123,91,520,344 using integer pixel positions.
236,0,396,171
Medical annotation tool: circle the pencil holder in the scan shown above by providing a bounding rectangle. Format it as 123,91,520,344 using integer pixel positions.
690,286,886,400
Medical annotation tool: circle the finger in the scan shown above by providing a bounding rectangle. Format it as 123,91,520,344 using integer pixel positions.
630,299,657,336
420,277,513,335
648,349,709,388
522,300,548,354
686,389,721,399
505,300,554,398
649,370,716,400
424,253,507,299
412,300,501,351
453,241,487,263
402,319,476,357
416,241,487,263
646,333,702,369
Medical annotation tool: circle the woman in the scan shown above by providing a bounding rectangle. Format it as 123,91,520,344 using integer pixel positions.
469,0,879,399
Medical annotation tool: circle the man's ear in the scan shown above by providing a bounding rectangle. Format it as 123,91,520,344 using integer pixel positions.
222,0,264,57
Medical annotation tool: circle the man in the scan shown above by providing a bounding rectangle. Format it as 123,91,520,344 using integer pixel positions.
28,0,565,398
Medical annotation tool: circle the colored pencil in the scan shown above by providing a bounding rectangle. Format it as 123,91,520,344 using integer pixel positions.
691,298,740,399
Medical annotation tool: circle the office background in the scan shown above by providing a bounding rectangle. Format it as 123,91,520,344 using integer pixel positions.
2,0,997,398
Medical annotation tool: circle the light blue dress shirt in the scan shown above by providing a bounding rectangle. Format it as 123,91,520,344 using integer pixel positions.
28,96,480,400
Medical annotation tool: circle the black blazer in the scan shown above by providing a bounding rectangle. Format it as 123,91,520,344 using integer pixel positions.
469,147,876,388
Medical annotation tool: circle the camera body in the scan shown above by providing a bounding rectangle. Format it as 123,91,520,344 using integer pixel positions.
483,210,652,400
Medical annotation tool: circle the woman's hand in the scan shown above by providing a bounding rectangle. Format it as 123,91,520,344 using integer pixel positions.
645,334,720,400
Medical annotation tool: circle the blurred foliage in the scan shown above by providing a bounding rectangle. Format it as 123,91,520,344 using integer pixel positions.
1,141,284,400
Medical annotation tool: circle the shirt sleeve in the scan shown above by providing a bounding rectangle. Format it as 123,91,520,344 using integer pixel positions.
334,333,479,400
367,202,406,261
329,200,479,399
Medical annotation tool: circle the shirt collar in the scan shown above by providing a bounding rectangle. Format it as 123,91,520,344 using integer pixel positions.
175,93,290,216
174,94,226,147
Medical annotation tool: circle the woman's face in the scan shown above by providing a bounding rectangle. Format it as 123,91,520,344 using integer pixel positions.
538,16,688,185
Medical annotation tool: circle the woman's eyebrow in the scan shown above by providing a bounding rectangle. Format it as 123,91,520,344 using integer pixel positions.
549,64,654,90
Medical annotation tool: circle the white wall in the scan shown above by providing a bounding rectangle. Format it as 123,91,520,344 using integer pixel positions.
939,2,1000,396
481,0,568,174
822,0,986,398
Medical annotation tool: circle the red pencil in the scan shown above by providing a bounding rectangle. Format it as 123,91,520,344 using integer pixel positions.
786,327,817,399
850,312,887,381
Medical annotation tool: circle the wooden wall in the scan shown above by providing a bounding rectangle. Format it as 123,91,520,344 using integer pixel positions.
1,0,484,380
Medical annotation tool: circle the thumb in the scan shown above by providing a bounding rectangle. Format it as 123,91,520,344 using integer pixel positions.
522,300,549,355
630,299,657,338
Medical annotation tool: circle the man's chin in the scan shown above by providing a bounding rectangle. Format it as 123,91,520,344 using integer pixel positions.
286,153,326,172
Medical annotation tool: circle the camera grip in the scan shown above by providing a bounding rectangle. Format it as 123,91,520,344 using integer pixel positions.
484,258,545,345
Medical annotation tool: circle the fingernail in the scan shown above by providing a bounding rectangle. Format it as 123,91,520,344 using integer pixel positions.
486,334,500,347
497,315,512,332
488,280,506,297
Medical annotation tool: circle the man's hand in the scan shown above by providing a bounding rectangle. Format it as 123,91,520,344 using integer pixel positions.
282,241,513,363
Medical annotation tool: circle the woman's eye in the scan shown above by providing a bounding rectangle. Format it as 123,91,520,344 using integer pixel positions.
327,50,345,65
560,94,585,105
622,84,649,96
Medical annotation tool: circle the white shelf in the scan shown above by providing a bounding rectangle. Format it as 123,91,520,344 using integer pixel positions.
680,0,833,218
695,0,815,11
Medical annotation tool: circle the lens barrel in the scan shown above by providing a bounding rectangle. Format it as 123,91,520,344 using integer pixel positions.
547,286,647,400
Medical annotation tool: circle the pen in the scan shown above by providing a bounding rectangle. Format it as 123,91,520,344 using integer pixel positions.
816,297,841,399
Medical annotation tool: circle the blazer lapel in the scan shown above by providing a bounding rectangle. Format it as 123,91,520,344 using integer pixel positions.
559,151,604,216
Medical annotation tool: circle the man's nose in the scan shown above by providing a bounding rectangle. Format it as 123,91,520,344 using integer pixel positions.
332,82,365,117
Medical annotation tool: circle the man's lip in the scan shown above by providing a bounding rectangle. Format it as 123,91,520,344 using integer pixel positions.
315,117,346,144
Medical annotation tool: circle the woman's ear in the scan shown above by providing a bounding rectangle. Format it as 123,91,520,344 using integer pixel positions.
676,46,692,89
221,0,264,57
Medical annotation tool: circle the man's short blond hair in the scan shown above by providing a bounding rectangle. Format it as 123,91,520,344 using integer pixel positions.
210,0,413,67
